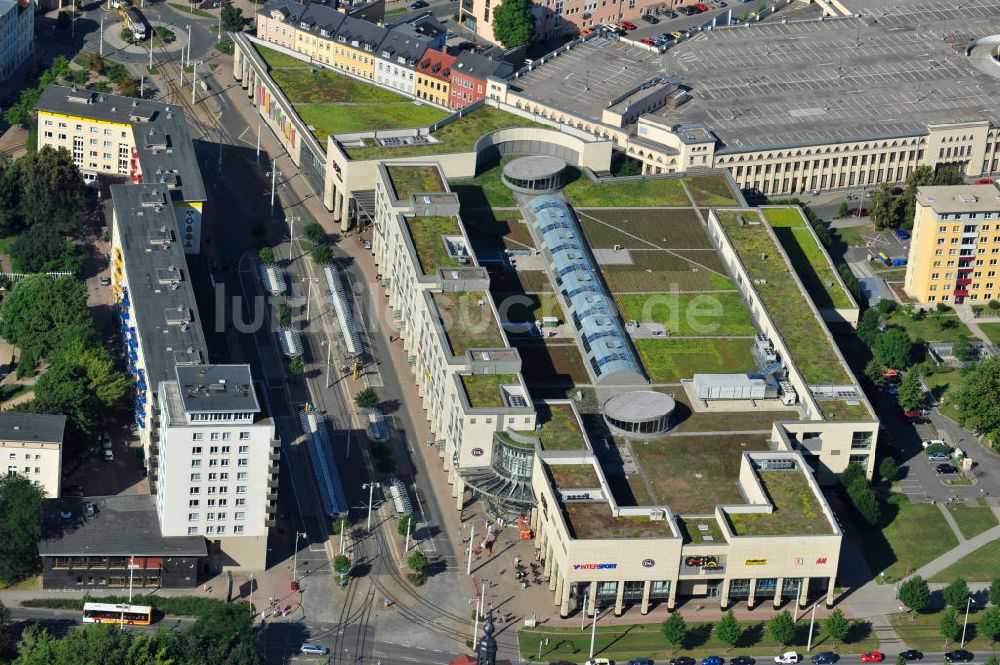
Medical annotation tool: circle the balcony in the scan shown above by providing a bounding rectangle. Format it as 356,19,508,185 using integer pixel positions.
954,289,970,297
268,477,280,489
959,255,975,263
269,451,281,462
265,518,277,528
955,278,972,286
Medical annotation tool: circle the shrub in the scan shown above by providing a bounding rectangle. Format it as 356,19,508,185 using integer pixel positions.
288,356,304,374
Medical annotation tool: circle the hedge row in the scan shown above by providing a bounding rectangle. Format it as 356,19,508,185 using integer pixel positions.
22,595,251,617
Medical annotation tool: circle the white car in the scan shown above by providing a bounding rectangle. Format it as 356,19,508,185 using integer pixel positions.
102,450,114,462
586,660,612,665
776,653,801,665
922,439,945,449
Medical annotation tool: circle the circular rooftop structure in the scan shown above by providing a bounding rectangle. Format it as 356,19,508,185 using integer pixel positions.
603,390,676,439
502,155,567,194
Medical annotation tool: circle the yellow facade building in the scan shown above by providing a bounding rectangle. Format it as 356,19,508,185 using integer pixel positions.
904,184,1000,305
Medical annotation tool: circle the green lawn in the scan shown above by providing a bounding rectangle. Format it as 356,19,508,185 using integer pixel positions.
548,463,602,489
273,68,413,103
885,310,973,344
256,44,309,70
928,538,1000,582
615,292,753,336
0,236,20,272
519,617,878,662
297,102,448,139
830,223,873,248
167,2,213,17
564,170,689,207
977,322,1000,345
450,159,517,209
683,174,739,207
920,366,965,422
718,211,851,385
764,207,853,309
858,493,957,581
889,609,992,652
344,105,549,160
945,501,997,540
634,337,756,383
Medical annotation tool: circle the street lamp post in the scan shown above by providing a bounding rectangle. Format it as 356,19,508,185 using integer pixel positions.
249,571,255,617
191,61,198,105
100,13,104,56
291,531,307,585
466,522,475,575
287,216,300,262
404,515,412,552
588,603,600,660
362,482,376,532
961,596,973,647
186,24,191,68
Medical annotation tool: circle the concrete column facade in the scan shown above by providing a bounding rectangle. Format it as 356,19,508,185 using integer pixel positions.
774,578,784,608
826,576,836,608
747,579,757,609
454,479,464,511
553,572,563,608
667,579,678,610
640,580,652,615
548,557,557,590
559,577,572,617
799,577,810,608
720,578,731,609
333,187,343,219
614,581,625,616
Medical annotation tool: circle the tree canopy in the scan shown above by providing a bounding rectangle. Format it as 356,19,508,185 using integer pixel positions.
661,612,686,650
897,372,924,411
492,0,535,48
768,611,796,646
873,327,912,369
899,576,930,613
824,609,851,645
714,610,741,649
221,3,244,32
0,475,46,584
954,356,1000,451
942,577,970,610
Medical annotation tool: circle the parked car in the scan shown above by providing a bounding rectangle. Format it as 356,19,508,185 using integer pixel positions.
671,658,696,665
703,657,723,665
860,652,884,663
620,20,636,30
936,463,957,474
731,658,755,665
894,229,911,240
922,439,946,449
640,38,656,45
975,178,993,185
100,277,112,286
927,453,950,462
811,653,838,665
665,9,678,17
409,0,429,7
628,660,654,665
899,651,923,661
903,408,923,419
694,2,710,10
585,660,612,665
775,654,801,665
640,13,659,23
102,450,115,462
300,643,330,655
670,31,684,39
83,501,96,518
944,651,974,663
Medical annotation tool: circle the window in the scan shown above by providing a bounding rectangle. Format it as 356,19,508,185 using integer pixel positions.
218,513,227,521
218,499,227,507
220,473,229,481
238,459,248,467
217,526,226,534
207,499,216,507
234,525,244,534
236,486,247,494
188,527,198,535
205,526,215,535
221,446,230,454
192,433,203,441
222,433,231,441
236,511,246,520
237,472,248,480
206,512,215,521
209,446,219,454
191,446,202,455
189,487,200,494
208,473,218,481
209,459,218,467
191,459,202,468
220,459,230,467
190,473,201,482
189,500,199,507
239,432,251,441
188,513,199,521
236,498,246,507
239,445,249,453
210,433,220,441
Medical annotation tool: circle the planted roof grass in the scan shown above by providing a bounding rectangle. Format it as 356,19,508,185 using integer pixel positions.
676,516,727,543
682,174,739,207
616,292,754,336
461,373,517,408
562,502,672,539
727,470,832,536
563,170,689,207
430,291,505,356
256,44,308,70
630,433,770,514
297,101,449,140
386,165,446,200
522,402,586,451
343,105,550,160
450,158,518,209
818,399,872,421
602,269,734,293
576,208,711,249
718,210,851,385
548,463,602,489
634,337,756,383
510,342,590,386
763,207,853,309
403,215,461,275
271,68,408,104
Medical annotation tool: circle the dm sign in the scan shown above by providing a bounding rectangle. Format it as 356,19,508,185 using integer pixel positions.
471,448,484,456
641,558,655,568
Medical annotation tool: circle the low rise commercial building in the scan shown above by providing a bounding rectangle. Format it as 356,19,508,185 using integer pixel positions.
904,184,1000,305
0,0,32,82
35,85,207,253
0,413,65,498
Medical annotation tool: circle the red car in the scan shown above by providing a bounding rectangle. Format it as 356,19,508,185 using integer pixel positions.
620,20,636,30
860,653,884,663
694,2,710,10
975,178,994,185
640,38,655,45
903,408,923,419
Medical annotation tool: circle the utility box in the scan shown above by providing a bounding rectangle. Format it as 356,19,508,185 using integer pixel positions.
542,316,560,328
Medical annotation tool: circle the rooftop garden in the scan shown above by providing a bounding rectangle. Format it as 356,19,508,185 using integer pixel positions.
818,399,872,421
343,105,550,160
682,174,740,207
563,170,690,207
521,402,586,451
547,463,602,489
718,210,852,386
727,469,832,536
616,292,754,337
430,291,505,356
634,338,756,383
562,502,673,540
675,516,727,544
386,165,446,200
255,43,450,141
403,216,461,275
763,207,854,310
630,433,771,514
460,373,518,408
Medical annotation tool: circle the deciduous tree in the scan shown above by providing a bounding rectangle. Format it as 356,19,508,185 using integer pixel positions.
943,577,970,610
954,356,1000,450
857,309,882,346
978,606,1000,645
768,611,796,646
0,475,45,584
492,0,535,47
939,607,960,647
824,609,851,646
871,181,901,229
878,457,898,483
873,327,912,369
899,576,930,613
897,372,924,411
715,610,742,651
661,612,686,651
355,387,379,410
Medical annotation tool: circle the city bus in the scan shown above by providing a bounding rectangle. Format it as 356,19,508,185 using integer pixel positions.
82,602,153,625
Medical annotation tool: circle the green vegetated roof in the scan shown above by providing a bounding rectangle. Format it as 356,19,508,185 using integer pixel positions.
461,373,517,408
675,516,727,544
430,291,505,356
522,402,586,451
763,207,853,310
562,502,673,539
386,165,447,200
403,216,461,275
718,211,851,386
726,469,832,536
548,463,602,489
819,399,872,421
343,105,550,160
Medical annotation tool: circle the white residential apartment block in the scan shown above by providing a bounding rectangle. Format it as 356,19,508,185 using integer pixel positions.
157,365,278,570
372,164,537,515
0,0,32,82
0,413,66,498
